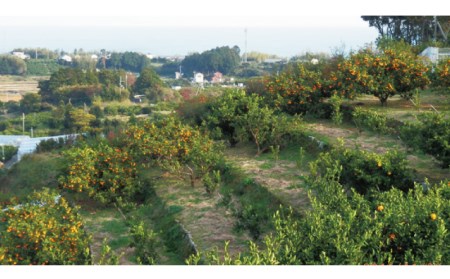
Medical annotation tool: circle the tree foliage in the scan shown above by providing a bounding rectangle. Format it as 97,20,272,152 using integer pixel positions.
430,59,450,91
0,188,91,265
100,51,152,72
0,55,27,75
20,93,42,113
38,68,130,104
204,90,302,155
265,63,325,114
181,46,241,75
12,48,59,60
60,142,140,205
132,68,166,102
361,16,450,46
121,117,223,187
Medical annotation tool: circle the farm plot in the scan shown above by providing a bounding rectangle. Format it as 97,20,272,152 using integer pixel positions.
0,75,45,101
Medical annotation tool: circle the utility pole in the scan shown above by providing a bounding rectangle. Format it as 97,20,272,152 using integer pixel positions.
119,76,123,95
434,16,437,43
22,113,25,135
244,28,248,63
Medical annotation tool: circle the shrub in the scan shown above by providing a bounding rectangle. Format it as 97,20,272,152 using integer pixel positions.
188,166,450,265
310,140,415,194
233,204,265,241
329,94,343,125
129,221,158,264
202,170,221,195
176,94,213,126
352,107,390,134
400,112,450,168
1,145,18,162
36,137,68,153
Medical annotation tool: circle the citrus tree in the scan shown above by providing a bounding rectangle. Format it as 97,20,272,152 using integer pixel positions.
431,59,450,91
0,189,91,265
265,63,325,114
205,90,302,155
122,117,224,188
59,142,139,204
335,47,430,106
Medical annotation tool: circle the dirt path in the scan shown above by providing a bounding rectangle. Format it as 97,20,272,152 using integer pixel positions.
82,210,135,265
154,176,252,257
225,146,310,212
306,122,406,154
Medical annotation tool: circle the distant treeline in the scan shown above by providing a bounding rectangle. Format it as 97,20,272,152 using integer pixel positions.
181,46,241,76
38,69,133,105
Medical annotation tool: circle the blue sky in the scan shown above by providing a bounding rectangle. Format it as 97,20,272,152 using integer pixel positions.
0,0,444,57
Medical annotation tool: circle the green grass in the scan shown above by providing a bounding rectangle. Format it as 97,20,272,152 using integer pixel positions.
101,219,129,235
259,161,275,169
0,152,65,202
108,236,131,250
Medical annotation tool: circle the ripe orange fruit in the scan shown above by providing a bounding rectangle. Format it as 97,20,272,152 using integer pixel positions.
377,205,384,212
389,233,396,240
430,213,437,221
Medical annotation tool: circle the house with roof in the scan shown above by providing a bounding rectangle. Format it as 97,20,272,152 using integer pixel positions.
59,54,73,63
211,72,224,83
12,52,30,60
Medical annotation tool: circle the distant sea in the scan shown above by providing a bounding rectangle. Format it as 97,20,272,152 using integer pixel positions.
0,25,378,57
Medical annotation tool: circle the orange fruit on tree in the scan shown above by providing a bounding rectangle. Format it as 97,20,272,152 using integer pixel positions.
430,213,437,221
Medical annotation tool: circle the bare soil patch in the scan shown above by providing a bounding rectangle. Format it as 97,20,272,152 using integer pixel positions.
154,177,252,257
225,146,310,212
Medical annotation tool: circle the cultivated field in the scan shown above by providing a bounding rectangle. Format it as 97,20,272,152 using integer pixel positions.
0,75,47,102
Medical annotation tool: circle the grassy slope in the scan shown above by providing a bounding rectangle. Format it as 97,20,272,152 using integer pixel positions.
0,152,65,203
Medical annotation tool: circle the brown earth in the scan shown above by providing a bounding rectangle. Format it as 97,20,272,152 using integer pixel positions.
225,145,311,212
154,176,252,258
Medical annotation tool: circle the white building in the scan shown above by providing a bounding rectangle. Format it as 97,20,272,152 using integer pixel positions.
59,54,73,63
12,52,30,60
420,47,450,64
194,72,204,83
